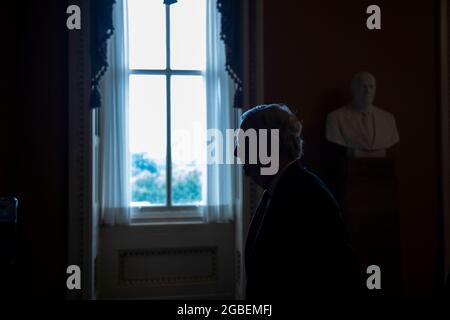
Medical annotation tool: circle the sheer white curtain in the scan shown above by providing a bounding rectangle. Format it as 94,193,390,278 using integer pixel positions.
99,0,131,226
204,0,238,223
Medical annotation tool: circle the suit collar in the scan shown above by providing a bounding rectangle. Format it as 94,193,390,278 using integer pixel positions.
267,158,301,196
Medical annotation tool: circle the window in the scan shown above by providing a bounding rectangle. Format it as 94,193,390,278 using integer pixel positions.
127,0,207,210
99,0,237,224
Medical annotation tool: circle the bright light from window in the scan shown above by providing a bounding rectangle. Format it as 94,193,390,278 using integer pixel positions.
171,76,206,205
129,75,167,205
170,0,206,70
128,0,166,69
127,0,207,208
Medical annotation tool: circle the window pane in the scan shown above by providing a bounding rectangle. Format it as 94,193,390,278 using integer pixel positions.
129,75,167,206
128,0,166,69
170,0,206,70
171,76,206,205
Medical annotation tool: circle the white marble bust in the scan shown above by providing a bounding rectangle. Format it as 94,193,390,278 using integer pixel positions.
326,72,399,157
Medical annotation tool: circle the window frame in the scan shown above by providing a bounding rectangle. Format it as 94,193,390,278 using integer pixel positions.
128,1,207,218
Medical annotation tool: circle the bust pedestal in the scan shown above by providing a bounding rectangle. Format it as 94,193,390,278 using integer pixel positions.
338,157,400,299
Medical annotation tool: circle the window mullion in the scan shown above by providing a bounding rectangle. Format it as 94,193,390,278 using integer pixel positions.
165,4,172,207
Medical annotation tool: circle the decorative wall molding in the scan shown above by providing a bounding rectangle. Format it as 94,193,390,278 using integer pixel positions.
235,250,241,286
68,0,95,300
441,0,450,284
247,0,264,218
99,224,234,299
118,247,218,287
236,0,264,299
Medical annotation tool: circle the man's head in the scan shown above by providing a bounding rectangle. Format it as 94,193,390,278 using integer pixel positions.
235,103,303,188
351,71,376,109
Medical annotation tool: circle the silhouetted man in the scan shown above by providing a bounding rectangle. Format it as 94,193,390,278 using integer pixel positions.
235,104,360,300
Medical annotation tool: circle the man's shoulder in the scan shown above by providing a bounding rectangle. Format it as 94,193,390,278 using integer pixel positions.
298,167,339,206
274,162,339,208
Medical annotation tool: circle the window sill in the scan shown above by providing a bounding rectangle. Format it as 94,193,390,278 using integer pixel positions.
130,215,205,225
130,205,205,225
130,220,206,226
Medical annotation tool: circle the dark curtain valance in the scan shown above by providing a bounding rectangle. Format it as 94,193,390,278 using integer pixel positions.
217,0,243,108
90,0,116,109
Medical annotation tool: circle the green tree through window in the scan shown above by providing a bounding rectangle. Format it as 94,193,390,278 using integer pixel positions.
131,153,201,205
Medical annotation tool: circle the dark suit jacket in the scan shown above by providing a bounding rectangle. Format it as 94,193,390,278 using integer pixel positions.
245,160,360,300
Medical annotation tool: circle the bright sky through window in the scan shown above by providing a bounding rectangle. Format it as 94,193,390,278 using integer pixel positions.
127,0,207,206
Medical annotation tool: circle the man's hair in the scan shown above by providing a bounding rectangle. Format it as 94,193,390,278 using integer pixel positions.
240,103,304,159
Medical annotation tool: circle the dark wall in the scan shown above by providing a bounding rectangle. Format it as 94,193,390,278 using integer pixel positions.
0,1,68,298
263,0,441,297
